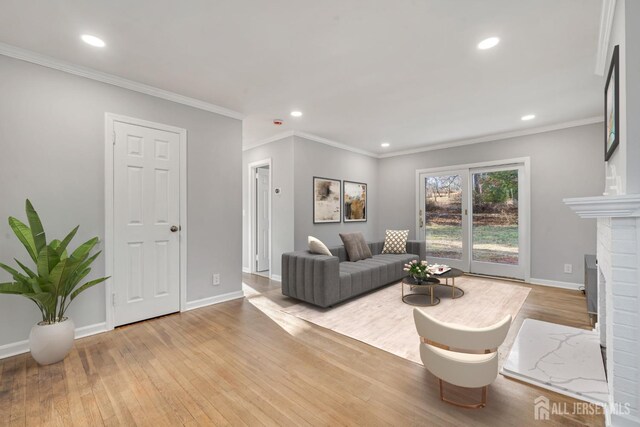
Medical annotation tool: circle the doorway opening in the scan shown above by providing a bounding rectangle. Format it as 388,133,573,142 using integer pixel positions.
248,159,272,278
416,158,530,281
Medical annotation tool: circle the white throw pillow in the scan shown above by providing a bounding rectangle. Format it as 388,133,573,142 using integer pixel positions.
382,229,409,254
308,236,332,256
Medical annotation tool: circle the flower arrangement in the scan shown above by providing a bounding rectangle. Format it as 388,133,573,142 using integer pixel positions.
404,260,431,282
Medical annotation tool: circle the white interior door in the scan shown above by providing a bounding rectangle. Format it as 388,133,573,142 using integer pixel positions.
256,167,270,272
113,121,181,326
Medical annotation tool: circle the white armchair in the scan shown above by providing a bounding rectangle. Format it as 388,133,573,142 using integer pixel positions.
413,308,512,408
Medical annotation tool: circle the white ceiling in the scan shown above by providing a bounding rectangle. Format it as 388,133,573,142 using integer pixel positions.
0,0,603,154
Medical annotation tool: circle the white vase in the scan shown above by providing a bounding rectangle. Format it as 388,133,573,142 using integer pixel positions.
29,317,75,365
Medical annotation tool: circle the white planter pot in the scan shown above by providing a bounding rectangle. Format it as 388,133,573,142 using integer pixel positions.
29,317,75,365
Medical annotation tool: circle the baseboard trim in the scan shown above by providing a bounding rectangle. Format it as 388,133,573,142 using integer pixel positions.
75,322,108,339
528,277,583,290
242,267,251,273
0,340,29,360
270,274,282,282
184,290,245,312
0,321,109,360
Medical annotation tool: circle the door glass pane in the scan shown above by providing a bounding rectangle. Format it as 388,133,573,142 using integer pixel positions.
472,170,519,264
424,175,462,260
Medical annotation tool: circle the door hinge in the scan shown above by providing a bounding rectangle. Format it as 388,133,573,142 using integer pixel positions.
112,131,116,145
112,293,116,307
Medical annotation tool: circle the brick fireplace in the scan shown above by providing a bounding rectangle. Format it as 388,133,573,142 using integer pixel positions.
565,194,640,426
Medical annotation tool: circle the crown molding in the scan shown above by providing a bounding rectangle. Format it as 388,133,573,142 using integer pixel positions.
242,130,295,151
243,130,378,158
564,194,640,218
0,42,245,120
244,116,604,159
293,131,378,158
595,0,617,76
378,116,604,159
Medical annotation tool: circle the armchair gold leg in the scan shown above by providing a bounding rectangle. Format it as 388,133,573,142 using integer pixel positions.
438,379,488,409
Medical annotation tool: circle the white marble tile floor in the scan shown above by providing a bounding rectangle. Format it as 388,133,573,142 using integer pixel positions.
501,319,608,405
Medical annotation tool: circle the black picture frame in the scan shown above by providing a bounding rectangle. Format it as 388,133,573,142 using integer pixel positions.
605,45,620,161
313,176,341,224
343,180,367,222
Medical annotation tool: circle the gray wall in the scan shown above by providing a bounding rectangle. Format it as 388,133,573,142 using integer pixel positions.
377,124,603,284
0,55,242,347
242,137,294,277
293,136,379,249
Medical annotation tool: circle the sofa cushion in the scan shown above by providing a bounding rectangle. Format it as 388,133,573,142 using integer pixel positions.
382,229,409,254
339,232,372,261
338,253,419,300
308,236,332,256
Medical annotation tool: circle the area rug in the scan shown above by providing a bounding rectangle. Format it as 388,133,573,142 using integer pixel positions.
246,275,530,365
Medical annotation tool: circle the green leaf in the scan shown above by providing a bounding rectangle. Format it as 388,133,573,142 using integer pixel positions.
70,277,109,301
24,292,56,314
63,267,91,296
49,257,81,294
8,217,37,263
25,200,46,256
56,226,79,257
70,237,99,262
0,282,32,295
36,246,59,279
14,259,37,279
75,251,100,275
0,262,30,285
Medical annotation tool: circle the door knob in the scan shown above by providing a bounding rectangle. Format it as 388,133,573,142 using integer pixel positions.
170,225,179,232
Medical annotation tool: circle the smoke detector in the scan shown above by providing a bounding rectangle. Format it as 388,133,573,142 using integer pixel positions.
273,119,283,126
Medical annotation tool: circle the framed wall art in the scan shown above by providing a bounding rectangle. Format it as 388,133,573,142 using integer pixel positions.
343,180,367,222
313,177,341,223
605,45,619,161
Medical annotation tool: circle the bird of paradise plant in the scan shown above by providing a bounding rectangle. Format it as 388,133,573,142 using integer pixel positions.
0,200,108,324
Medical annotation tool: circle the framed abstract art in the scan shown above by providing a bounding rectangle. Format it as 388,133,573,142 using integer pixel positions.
343,181,367,222
313,177,341,223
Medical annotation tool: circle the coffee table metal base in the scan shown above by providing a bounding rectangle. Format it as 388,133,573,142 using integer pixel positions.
401,278,441,307
402,291,440,307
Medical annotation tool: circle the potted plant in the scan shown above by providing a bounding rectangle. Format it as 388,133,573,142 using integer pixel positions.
403,259,433,284
0,200,108,365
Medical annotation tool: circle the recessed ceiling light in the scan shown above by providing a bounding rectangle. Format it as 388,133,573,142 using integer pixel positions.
81,34,106,47
290,111,303,117
381,142,390,148
477,37,500,50
521,114,536,121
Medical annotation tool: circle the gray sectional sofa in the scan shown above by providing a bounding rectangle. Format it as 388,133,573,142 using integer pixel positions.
282,240,426,307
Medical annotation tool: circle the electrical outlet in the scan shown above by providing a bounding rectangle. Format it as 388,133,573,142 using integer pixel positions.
212,273,221,285
564,264,573,274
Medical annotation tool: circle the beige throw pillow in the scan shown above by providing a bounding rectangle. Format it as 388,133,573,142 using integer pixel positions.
382,229,409,254
308,236,332,256
339,232,372,261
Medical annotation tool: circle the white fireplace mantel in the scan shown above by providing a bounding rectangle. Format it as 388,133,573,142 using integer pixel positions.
563,194,640,218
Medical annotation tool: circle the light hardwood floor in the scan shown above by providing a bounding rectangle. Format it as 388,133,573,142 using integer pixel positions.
0,273,604,426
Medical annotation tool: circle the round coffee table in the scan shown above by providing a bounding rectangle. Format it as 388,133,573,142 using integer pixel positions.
431,268,465,299
401,276,441,306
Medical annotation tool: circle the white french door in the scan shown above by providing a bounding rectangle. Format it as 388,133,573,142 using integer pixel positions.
418,161,528,280
469,165,525,279
417,170,469,271
112,120,182,326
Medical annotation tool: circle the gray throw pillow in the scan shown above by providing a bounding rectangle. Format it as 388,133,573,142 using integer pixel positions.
339,232,372,261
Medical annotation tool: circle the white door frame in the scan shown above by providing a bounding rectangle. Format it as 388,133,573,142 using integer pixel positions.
104,113,188,331
247,158,272,277
415,157,531,282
